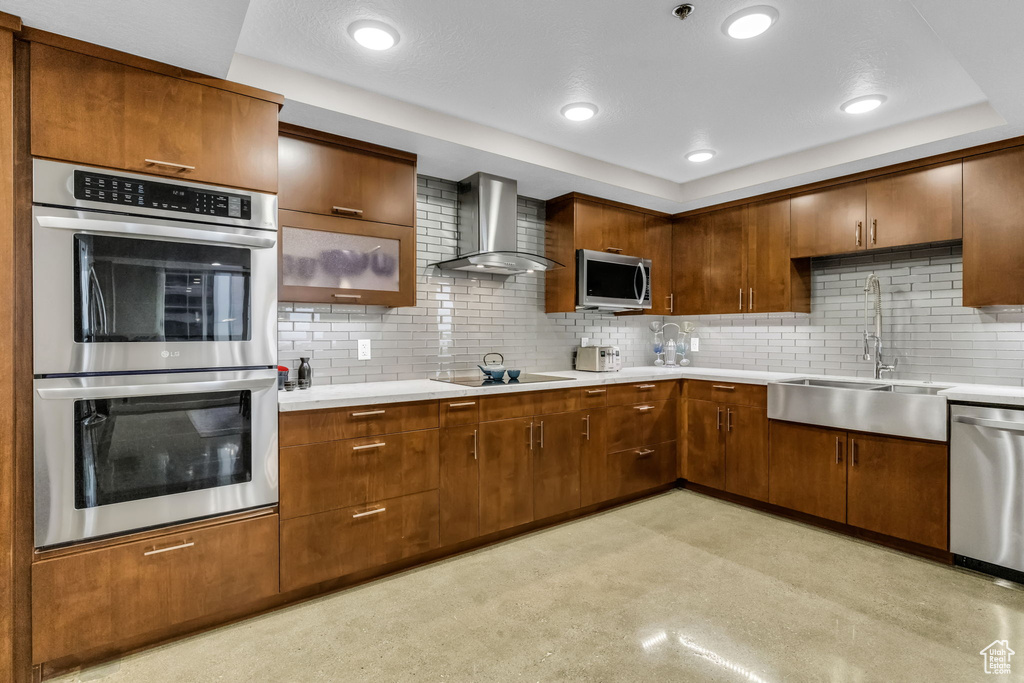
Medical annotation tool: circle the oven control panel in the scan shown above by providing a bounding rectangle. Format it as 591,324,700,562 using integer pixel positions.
73,170,252,220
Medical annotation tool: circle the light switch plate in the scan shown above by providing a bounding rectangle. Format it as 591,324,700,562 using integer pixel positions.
357,339,371,360
690,336,700,352
581,337,590,347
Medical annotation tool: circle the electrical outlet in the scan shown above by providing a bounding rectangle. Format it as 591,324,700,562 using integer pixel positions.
581,337,590,347
690,336,700,352
357,339,371,360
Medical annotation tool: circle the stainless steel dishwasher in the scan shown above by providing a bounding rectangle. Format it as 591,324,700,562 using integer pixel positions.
951,404,1024,580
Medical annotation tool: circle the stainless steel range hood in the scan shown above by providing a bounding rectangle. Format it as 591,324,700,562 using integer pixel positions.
432,172,563,275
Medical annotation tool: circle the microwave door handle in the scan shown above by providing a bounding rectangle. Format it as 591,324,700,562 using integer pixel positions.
636,261,646,306
35,375,277,400
35,213,276,249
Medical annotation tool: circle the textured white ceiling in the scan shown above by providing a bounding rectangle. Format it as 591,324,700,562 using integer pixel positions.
235,0,987,184
0,0,250,76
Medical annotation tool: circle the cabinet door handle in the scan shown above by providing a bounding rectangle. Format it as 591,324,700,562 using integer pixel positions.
586,389,606,395
529,421,534,450
583,414,590,440
352,507,386,519
870,219,877,245
604,247,623,253
668,292,674,313
473,429,478,460
144,158,195,171
749,287,754,311
851,438,858,467
634,405,655,411
717,407,722,431
332,206,364,216
352,442,386,451
855,220,863,246
637,384,657,389
835,437,841,464
739,288,744,311
636,448,654,457
539,420,545,448
727,409,733,432
351,409,386,417
447,401,476,408
143,541,194,556
333,293,362,299
712,385,735,391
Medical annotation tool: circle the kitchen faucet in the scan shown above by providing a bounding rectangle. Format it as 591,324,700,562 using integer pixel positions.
863,273,898,379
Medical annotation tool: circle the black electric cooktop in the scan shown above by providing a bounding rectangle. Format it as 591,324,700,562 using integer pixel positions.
431,373,575,388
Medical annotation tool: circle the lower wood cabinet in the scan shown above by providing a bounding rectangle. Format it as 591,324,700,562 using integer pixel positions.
769,421,949,548
32,513,280,663
439,424,480,546
280,490,439,592
605,442,676,499
580,408,608,507
478,417,535,535
533,411,583,519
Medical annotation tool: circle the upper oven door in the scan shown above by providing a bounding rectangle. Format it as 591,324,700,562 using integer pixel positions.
34,368,278,548
576,249,652,311
33,205,278,375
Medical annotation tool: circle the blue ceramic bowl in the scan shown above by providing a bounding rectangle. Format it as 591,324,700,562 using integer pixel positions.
507,369,521,380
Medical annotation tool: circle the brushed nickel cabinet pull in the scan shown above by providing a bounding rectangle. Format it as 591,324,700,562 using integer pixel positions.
144,158,195,171
637,384,657,389
473,429,478,460
851,438,858,467
539,420,545,448
727,409,733,432
835,437,841,464
749,287,754,311
332,206,364,216
712,385,735,391
333,294,362,299
717,407,722,431
447,401,476,408
586,389,606,395
352,442,386,451
871,219,877,245
352,507,386,519
739,288,744,311
529,421,534,450
351,409,386,417
856,221,863,246
583,414,590,440
604,247,624,253
636,448,654,457
634,405,655,411
144,541,194,556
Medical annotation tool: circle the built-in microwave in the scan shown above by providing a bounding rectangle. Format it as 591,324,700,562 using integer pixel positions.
32,159,279,375
576,249,652,311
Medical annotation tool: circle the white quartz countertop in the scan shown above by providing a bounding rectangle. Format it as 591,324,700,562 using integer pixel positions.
277,364,1024,412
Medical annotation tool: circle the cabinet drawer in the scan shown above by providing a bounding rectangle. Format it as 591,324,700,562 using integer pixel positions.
606,400,676,451
280,490,439,592
607,442,676,499
479,388,579,421
32,513,279,663
684,380,766,407
607,380,678,406
280,400,439,446
580,386,609,407
280,430,439,519
440,397,481,426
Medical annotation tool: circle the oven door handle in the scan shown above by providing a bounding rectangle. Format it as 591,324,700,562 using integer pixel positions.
35,213,277,249
36,376,276,400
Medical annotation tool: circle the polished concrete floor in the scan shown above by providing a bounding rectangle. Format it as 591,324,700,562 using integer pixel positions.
56,490,1024,682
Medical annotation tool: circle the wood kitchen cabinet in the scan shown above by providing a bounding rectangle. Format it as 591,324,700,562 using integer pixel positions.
963,145,1024,306
545,193,671,313
768,421,848,523
278,208,417,307
533,411,583,519
790,181,867,258
29,42,280,192
673,202,809,315
478,418,535,535
278,125,417,227
439,425,481,546
846,433,948,549
683,381,769,501
580,407,608,507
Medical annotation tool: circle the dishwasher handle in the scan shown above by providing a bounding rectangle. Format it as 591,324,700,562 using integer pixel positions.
953,415,1024,433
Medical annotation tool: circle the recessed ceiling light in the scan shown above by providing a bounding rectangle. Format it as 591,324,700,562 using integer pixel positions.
348,20,400,51
561,103,598,122
841,95,887,114
687,150,716,163
723,6,779,39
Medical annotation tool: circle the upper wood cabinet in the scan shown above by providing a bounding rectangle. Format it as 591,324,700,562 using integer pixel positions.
545,194,670,313
673,202,809,315
790,162,962,258
963,145,1024,307
278,125,417,227
29,43,280,192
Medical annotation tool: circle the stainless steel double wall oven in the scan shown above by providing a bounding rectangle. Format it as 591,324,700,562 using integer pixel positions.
32,160,280,548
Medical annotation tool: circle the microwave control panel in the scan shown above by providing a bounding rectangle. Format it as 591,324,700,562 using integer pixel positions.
73,170,252,220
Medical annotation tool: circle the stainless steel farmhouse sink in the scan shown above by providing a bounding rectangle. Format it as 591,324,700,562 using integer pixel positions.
768,378,951,441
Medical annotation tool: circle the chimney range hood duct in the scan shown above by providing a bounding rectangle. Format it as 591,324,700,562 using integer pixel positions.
432,172,563,275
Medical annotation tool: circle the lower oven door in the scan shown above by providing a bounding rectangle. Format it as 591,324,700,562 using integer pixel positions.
34,368,278,548
33,205,277,375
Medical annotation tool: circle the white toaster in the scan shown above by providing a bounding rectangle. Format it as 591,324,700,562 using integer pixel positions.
575,345,621,372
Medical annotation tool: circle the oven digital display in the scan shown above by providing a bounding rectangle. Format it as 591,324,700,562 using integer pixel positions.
73,170,252,220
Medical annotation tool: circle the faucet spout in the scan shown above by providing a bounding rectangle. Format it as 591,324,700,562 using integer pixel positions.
863,273,896,379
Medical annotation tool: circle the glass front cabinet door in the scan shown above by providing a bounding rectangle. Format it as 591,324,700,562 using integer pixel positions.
278,209,416,307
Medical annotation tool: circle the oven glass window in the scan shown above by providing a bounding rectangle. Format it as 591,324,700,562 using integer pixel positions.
585,259,648,301
74,390,253,508
73,235,251,343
